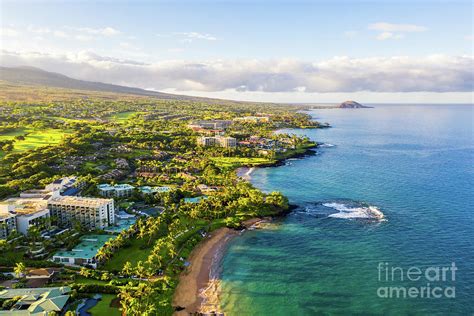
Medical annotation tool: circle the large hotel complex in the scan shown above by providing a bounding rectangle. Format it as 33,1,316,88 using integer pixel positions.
0,177,115,239
48,196,115,230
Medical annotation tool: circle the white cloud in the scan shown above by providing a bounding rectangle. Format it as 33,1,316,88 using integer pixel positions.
53,31,68,38
376,32,404,41
1,50,472,94
177,32,217,41
369,22,427,41
27,26,51,34
1,27,20,37
157,32,218,42
168,48,184,53
70,26,121,36
368,22,428,32
3,25,121,42
75,35,94,41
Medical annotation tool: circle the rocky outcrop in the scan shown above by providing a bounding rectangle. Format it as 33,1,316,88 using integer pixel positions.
338,100,372,108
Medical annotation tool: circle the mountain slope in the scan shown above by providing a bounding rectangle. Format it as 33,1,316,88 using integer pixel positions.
0,66,201,101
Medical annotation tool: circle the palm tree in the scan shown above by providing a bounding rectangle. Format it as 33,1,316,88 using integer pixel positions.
14,262,26,278
135,261,147,279
122,261,133,277
79,267,91,278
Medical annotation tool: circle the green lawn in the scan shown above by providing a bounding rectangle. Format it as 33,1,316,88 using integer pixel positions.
110,111,140,123
102,237,151,272
275,143,317,160
88,294,121,316
211,157,275,168
0,127,71,156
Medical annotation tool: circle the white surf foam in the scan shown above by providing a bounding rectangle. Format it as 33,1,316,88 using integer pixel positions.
319,143,335,148
323,202,385,221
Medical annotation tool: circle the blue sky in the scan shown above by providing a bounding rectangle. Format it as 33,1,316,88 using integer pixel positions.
1,0,473,103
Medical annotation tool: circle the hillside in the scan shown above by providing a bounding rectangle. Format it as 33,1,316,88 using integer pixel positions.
0,66,212,102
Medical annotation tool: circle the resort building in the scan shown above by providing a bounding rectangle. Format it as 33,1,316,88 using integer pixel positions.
188,120,232,130
97,183,135,198
0,286,71,315
216,136,237,148
234,116,270,123
0,208,16,239
197,136,217,147
197,136,237,148
0,197,51,235
19,189,59,199
48,196,115,230
51,234,113,268
45,176,80,193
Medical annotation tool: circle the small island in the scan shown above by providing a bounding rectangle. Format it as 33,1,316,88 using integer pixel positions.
338,100,373,108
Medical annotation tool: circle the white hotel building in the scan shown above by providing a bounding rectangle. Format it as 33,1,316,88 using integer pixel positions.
48,196,115,230
0,196,52,236
0,210,17,239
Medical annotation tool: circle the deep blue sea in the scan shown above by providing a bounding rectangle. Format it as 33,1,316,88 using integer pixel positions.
220,104,474,315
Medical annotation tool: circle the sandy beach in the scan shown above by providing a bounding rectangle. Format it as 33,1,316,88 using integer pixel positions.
236,167,255,180
172,227,237,315
173,218,265,315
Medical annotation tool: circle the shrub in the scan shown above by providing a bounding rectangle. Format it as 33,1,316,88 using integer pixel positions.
72,283,118,294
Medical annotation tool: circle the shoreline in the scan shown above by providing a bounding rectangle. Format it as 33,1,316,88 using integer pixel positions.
173,130,322,315
173,218,264,315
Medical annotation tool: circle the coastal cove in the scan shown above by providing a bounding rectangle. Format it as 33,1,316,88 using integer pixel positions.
217,104,474,315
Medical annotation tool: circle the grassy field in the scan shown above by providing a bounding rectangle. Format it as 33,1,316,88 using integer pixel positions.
275,143,317,160
110,111,140,123
0,127,71,156
211,156,276,168
102,237,151,272
88,294,121,316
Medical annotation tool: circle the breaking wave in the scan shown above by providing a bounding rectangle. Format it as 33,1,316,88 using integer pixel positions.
318,143,335,148
323,202,385,221
299,200,386,221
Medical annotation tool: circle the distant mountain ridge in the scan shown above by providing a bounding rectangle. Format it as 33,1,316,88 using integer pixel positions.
0,66,209,101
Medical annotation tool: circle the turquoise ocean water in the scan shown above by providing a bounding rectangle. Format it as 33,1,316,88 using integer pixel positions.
219,105,474,315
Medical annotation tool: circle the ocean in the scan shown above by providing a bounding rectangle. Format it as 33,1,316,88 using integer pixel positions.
219,104,474,315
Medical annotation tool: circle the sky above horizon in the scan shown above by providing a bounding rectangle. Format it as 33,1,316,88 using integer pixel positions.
1,0,473,103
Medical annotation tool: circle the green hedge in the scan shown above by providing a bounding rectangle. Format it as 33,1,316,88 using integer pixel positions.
72,283,119,294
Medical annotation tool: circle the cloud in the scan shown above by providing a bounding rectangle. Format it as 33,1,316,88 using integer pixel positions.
53,31,68,38
376,32,404,41
3,25,121,42
74,35,94,41
69,26,121,36
368,22,428,32
157,32,218,42
1,27,20,37
27,26,51,34
1,50,472,94
176,32,217,41
369,22,427,40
